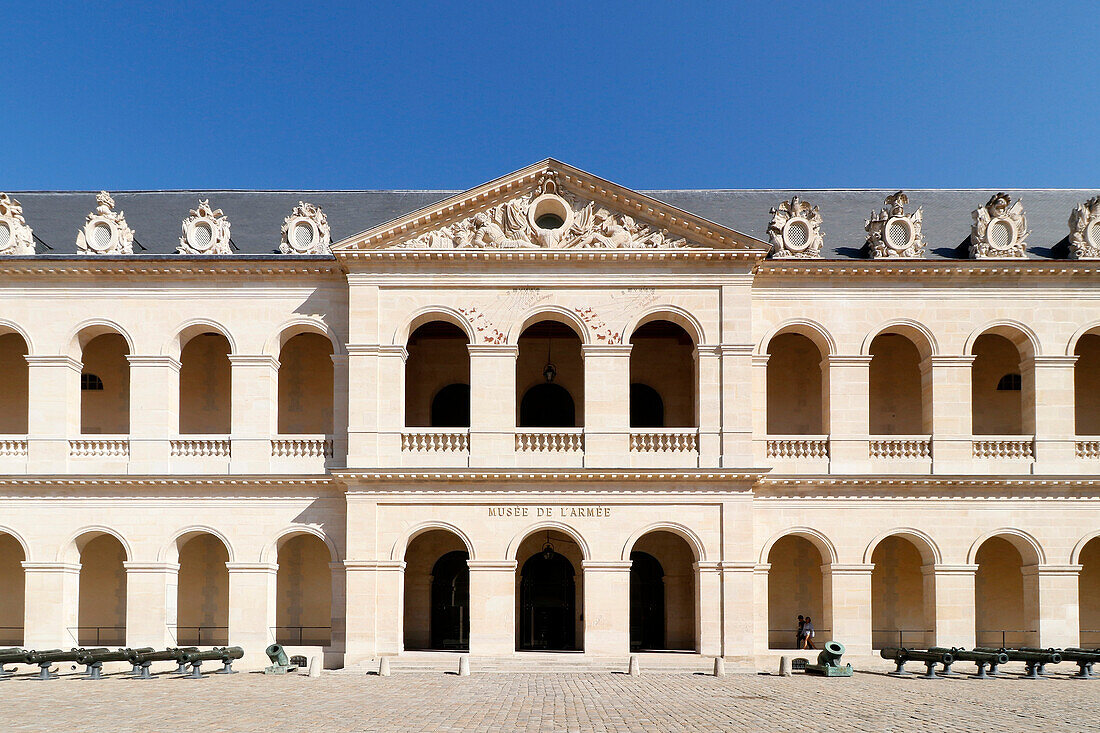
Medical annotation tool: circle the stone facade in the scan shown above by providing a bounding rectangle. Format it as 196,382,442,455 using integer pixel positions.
1,161,1100,669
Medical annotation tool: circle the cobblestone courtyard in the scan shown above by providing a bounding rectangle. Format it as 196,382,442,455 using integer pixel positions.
1,668,1097,732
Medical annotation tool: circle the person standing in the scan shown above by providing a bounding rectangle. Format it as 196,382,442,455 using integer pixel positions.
796,615,806,649
804,617,816,649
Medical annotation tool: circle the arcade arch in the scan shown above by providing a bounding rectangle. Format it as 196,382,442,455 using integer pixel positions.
1079,535,1100,647
77,532,128,645
0,331,28,434
629,320,696,428
175,532,230,646
276,533,333,645
973,535,1040,648
766,332,826,434
1074,332,1100,435
868,333,927,434
403,528,470,651
870,534,933,649
970,328,1035,435
79,332,130,434
515,528,584,651
179,332,232,434
277,332,334,434
405,321,470,428
517,320,583,428
0,532,25,645
628,530,697,651
766,533,829,649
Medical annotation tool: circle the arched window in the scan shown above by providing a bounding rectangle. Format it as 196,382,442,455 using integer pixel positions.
179,332,232,434
406,321,470,428
630,384,664,428
766,333,825,434
0,333,28,434
520,383,575,428
80,333,130,434
431,384,470,428
278,333,334,434
629,320,695,427
971,333,1030,435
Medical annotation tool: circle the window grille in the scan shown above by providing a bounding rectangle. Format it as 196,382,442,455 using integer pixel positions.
81,373,104,391
192,222,212,249
886,221,909,247
989,220,1012,248
786,221,809,248
996,373,1021,391
0,222,9,248
92,223,112,249
293,223,313,249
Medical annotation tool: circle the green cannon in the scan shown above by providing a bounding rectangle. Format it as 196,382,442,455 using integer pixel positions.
24,648,81,680
265,643,296,675
928,647,968,676
1051,648,1100,679
879,646,910,676
0,647,25,677
129,647,198,679
940,648,1010,679
804,640,853,677
977,647,1062,679
180,646,244,678
121,647,155,675
881,647,953,678
76,648,133,680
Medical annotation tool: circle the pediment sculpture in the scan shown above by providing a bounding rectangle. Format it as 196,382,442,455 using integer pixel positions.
390,171,695,250
0,193,36,255
281,202,331,254
77,191,135,255
768,197,823,258
866,191,926,259
178,200,232,254
1069,196,1100,260
970,193,1028,259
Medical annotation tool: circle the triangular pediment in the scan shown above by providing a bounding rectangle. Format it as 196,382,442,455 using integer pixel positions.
331,159,768,255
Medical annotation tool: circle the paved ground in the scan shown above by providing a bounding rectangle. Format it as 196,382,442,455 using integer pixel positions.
0,667,1097,732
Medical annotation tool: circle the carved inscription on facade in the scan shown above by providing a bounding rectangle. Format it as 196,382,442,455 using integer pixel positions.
487,506,612,518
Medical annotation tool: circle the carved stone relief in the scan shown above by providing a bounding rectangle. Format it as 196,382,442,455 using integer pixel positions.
768,197,823,258
1069,196,1100,260
970,192,1028,259
866,191,926,259
281,201,331,255
178,200,232,255
77,192,135,255
0,193,35,255
391,171,695,250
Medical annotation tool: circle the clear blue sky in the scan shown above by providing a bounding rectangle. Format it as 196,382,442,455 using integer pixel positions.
7,1,1098,190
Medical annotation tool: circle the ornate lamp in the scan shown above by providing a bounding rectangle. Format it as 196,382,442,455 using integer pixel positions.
541,531,555,561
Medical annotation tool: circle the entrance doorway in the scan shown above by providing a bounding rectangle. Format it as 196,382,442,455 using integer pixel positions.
630,551,665,650
430,551,470,650
519,551,576,651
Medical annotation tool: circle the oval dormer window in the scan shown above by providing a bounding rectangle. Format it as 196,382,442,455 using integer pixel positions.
1089,220,1100,248
293,222,315,250
988,219,1013,250
0,222,9,249
784,219,810,252
190,221,213,251
92,222,113,251
886,220,911,250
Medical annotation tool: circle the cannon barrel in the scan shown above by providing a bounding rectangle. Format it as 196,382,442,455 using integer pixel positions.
122,647,155,663
1001,649,1062,664
901,649,953,664
132,647,197,664
949,649,1010,665
880,647,908,661
0,649,27,664
26,649,81,664
182,646,243,664
266,643,289,667
76,648,131,665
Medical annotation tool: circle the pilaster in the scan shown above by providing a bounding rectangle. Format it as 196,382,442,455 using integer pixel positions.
924,563,977,648
330,354,350,468
719,562,756,657
229,355,280,474
1031,356,1078,473
581,560,632,655
927,356,975,473
123,561,179,648
25,355,81,473
825,356,872,473
717,345,753,467
750,354,770,465
695,561,722,657
468,345,518,468
753,563,770,651
1028,564,1081,649
126,356,180,473
21,561,81,648
582,345,631,468
467,559,517,655
226,562,278,670
822,563,873,654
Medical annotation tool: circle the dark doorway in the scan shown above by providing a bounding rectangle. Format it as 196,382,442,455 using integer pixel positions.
431,384,470,427
519,551,576,650
519,384,575,428
630,384,665,428
630,551,665,650
430,551,470,650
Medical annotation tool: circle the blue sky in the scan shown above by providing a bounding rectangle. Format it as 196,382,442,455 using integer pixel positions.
7,2,1099,190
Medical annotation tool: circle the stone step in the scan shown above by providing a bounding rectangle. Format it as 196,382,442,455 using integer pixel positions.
342,653,753,675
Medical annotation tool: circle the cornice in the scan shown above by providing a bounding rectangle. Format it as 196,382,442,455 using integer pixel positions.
0,475,338,490
337,249,763,265
756,259,1100,278
0,256,341,278
336,470,767,487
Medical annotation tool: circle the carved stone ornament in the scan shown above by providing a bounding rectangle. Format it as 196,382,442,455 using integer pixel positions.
390,170,695,250
0,193,35,255
178,199,232,254
76,191,135,255
1068,196,1100,260
767,197,823,258
970,192,1028,259
280,201,331,254
865,191,926,259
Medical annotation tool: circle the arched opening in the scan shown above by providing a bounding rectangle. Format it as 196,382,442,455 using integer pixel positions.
276,534,333,646
629,320,696,428
406,321,470,428
974,536,1038,648
517,321,583,428
629,530,697,651
179,333,232,434
77,533,127,646
403,529,469,651
971,333,1032,435
871,536,931,649
766,333,825,434
176,533,230,646
0,333,28,434
1080,537,1100,647
767,535,826,649
80,333,130,434
869,334,927,434
1075,334,1100,435
516,529,583,651
278,333,334,434
0,533,25,645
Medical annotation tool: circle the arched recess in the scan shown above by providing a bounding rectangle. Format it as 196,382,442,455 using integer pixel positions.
276,533,333,646
160,525,237,564
867,531,939,649
765,530,833,650
516,319,584,427
623,306,706,347
66,319,137,361
757,319,836,357
0,327,30,434
509,306,591,347
178,329,233,435
507,522,591,562
1076,534,1100,647
622,522,706,563
403,528,470,651
860,320,938,361
759,527,839,566
628,529,699,651
406,320,471,428
58,525,134,564
514,525,586,651
1073,328,1100,435
278,332,334,434
629,320,697,428
174,531,231,646
71,530,129,646
867,332,928,435
862,528,941,565
765,328,829,435
393,307,476,347
162,319,238,360
75,324,131,435
0,530,26,645
264,318,343,359
968,324,1039,435
392,521,476,562
971,530,1044,648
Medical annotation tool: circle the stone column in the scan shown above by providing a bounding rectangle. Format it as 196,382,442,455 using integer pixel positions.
467,559,517,655
927,356,975,474
825,356,873,473
226,562,278,670
696,561,722,657
1029,564,1081,649
468,345,517,468
718,345,754,467
328,561,347,659
375,346,407,465
750,355,770,465
229,355,279,474
822,563,873,654
753,563,770,651
581,560,631,655
25,355,80,473
126,356,179,474
123,561,178,648
1031,356,1078,473
345,345,380,466
330,354,350,468
720,562,756,658
342,559,404,658
696,346,721,468
582,345,631,468
925,564,977,648
21,562,80,648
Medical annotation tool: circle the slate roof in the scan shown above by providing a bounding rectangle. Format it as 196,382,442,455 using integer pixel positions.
7,188,1097,259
